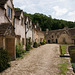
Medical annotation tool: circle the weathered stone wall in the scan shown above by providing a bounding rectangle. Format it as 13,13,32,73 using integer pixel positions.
33,29,38,43
58,34,73,44
0,0,15,24
0,8,8,24
38,31,44,43
15,12,25,48
4,0,15,24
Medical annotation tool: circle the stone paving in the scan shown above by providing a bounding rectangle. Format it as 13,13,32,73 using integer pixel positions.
0,44,74,75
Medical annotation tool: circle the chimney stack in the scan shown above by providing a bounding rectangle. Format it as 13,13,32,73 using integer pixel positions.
46,29,49,34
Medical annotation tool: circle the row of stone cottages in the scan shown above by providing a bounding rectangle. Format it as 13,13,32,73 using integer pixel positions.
0,0,44,60
44,27,75,44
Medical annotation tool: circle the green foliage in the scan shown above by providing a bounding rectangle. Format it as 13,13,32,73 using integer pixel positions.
61,45,71,55
16,43,25,58
0,48,10,72
26,42,32,51
15,8,75,31
59,61,68,75
40,39,46,45
61,45,67,55
72,63,75,73
43,39,46,44
40,42,44,45
15,8,20,11
33,42,38,48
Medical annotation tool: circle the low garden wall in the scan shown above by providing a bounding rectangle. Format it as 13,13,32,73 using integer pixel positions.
68,46,75,62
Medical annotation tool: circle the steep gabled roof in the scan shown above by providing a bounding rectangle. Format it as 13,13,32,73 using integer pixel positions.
68,28,75,36
0,0,8,9
45,27,75,39
15,10,23,20
0,23,15,36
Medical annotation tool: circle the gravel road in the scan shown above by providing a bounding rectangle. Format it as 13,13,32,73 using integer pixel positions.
0,44,62,75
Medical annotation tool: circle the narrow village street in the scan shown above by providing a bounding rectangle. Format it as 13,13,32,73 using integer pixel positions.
0,44,63,75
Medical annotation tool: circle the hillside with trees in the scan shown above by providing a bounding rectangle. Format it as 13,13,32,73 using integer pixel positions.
15,8,75,31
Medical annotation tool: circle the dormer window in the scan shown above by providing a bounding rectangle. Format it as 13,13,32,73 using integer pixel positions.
21,17,23,25
7,6,12,19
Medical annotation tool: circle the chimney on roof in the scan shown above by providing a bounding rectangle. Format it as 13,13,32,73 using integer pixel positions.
40,28,42,31
46,29,49,34
36,22,39,26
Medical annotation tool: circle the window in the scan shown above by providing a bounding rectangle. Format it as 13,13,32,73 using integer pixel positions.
7,6,12,19
17,38,20,44
52,35,53,38
22,38,24,45
63,38,66,43
21,17,23,25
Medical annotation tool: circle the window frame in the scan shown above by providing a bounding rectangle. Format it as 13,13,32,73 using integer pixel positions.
7,6,12,19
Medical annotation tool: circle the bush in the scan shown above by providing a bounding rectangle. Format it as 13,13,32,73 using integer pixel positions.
26,42,32,51
40,42,44,45
16,43,25,58
43,39,46,44
0,48,10,72
33,42,38,48
26,43,31,51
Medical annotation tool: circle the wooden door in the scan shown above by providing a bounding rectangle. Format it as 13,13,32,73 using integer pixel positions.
6,38,15,60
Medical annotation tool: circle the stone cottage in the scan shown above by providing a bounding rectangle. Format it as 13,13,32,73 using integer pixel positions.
15,9,25,48
33,23,44,43
24,16,33,44
0,0,16,60
45,27,75,44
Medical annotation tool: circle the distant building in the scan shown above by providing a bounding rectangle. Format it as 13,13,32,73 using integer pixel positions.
33,23,44,43
45,27,75,44
25,16,33,44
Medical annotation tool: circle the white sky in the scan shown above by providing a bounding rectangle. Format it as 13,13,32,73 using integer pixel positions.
13,0,75,22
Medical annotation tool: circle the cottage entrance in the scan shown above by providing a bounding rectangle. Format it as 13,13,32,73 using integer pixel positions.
48,40,50,43
6,38,15,60
56,39,58,43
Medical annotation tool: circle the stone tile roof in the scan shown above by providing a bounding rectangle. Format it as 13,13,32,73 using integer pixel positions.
68,28,75,36
0,23,15,36
45,27,75,39
0,0,8,9
15,10,22,20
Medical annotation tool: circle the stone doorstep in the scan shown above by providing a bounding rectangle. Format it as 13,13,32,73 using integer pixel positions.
60,54,70,57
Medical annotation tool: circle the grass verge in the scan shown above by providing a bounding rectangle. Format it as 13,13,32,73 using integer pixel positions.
59,60,68,75
61,45,71,55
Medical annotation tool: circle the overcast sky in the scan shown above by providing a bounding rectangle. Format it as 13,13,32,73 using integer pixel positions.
13,0,75,22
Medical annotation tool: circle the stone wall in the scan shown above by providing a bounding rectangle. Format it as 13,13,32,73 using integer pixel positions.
58,34,73,44
38,31,44,43
15,12,25,48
